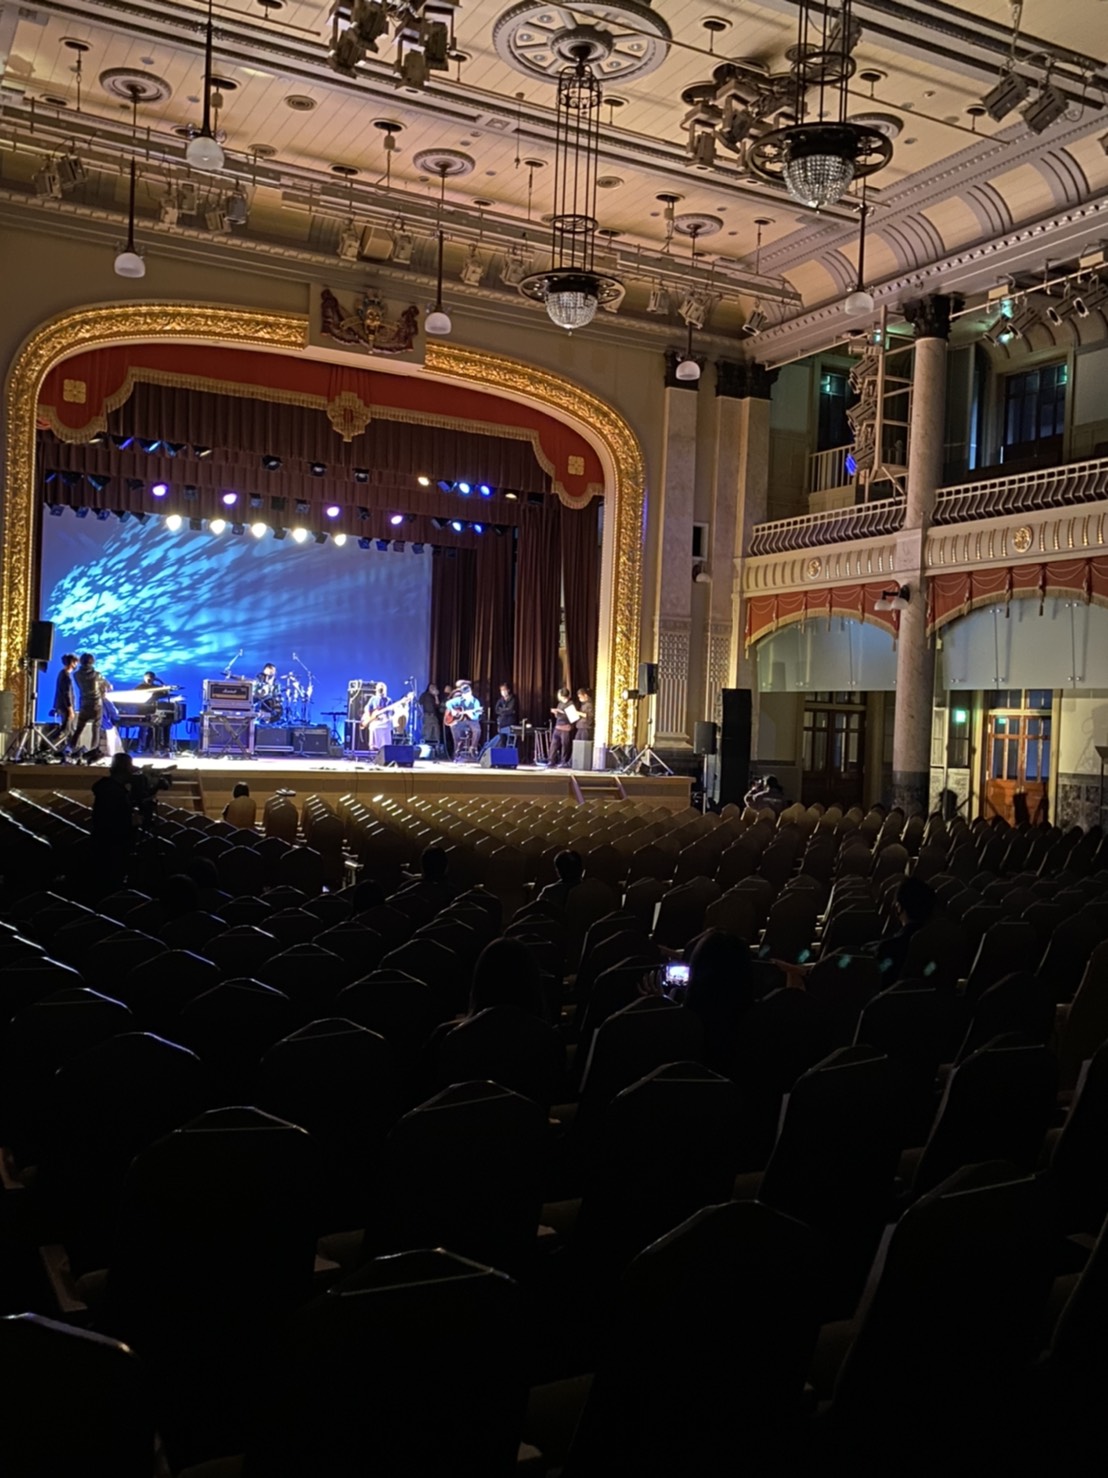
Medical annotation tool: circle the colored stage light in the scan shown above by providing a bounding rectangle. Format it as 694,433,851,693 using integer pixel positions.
314,532,327,545
450,519,464,533
358,537,372,550
472,523,484,534
375,539,389,552
392,540,405,552
353,469,370,483
151,482,169,498
457,482,472,495
389,513,404,526
308,463,326,477
261,455,282,471
48,504,65,517
412,542,424,553
251,522,268,538
333,532,347,547
417,475,431,486
478,484,492,497
250,495,264,509
432,517,448,530
95,508,112,521
222,491,238,506
209,518,227,535
138,438,162,454
86,475,112,494
437,480,452,493
165,442,187,458
189,517,203,531
74,507,90,519
231,523,245,535
112,435,135,451
504,491,518,501
296,501,310,515
165,514,183,531
193,446,212,459
325,505,341,519
291,527,309,543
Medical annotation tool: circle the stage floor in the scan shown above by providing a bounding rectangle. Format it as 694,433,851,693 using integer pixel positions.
0,755,692,818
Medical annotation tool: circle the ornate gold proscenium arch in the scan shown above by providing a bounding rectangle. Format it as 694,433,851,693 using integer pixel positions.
2,303,644,745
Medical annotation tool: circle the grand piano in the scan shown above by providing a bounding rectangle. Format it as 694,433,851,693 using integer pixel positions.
109,686,186,752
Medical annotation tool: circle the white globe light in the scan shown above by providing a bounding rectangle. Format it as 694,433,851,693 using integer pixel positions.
545,286,598,332
209,518,227,535
333,532,347,547
292,527,309,543
251,521,267,538
165,514,183,532
675,356,701,383
424,308,452,335
784,151,855,210
185,132,225,171
845,288,875,314
114,249,146,279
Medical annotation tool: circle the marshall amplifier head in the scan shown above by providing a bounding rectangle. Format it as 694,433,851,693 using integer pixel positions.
203,679,254,712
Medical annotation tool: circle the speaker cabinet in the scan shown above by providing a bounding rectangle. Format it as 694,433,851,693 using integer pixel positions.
254,727,294,753
715,688,752,807
28,621,54,664
481,746,519,769
638,661,659,695
201,713,255,756
571,739,594,770
382,744,415,767
693,720,718,756
295,727,329,755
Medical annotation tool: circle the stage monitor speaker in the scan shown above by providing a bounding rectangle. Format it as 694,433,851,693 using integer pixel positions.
693,720,718,756
295,727,329,755
480,746,519,769
255,727,294,753
571,738,594,770
28,621,54,664
383,744,415,767
716,688,752,807
638,661,658,695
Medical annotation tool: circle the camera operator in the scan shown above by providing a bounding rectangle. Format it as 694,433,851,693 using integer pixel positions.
91,754,173,888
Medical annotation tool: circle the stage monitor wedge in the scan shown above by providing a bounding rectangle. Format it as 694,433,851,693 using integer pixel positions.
383,744,415,767
481,747,519,769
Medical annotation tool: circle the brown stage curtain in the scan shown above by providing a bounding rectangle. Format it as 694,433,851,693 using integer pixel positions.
560,500,600,698
513,494,562,729
428,533,515,721
429,552,475,695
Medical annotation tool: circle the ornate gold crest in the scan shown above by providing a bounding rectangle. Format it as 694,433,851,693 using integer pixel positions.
1012,525,1033,554
319,287,418,355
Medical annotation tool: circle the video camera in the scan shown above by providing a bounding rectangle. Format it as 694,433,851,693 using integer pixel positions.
129,764,175,825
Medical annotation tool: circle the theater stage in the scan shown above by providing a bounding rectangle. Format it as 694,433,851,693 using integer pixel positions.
0,756,692,820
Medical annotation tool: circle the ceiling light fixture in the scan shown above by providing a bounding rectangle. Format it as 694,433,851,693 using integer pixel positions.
675,222,704,381
115,89,146,278
844,180,874,314
185,0,225,171
519,48,622,331
748,0,891,210
1022,78,1068,135
425,159,453,334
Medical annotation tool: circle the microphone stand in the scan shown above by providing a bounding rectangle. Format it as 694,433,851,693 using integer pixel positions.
222,647,243,680
292,652,314,724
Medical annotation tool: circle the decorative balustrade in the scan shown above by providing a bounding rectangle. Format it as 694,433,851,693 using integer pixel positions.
749,498,905,556
809,443,855,494
935,456,1108,525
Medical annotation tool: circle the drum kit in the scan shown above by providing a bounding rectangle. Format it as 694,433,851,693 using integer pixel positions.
253,670,314,726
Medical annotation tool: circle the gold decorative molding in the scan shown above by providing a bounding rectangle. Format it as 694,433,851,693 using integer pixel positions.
425,341,644,747
1012,524,1033,554
3,303,308,718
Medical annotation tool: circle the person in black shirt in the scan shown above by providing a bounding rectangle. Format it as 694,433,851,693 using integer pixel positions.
72,653,106,763
547,687,574,768
418,684,443,757
50,653,78,753
480,683,519,757
575,687,594,744
91,752,138,888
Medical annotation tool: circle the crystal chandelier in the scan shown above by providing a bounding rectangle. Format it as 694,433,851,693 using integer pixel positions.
747,0,891,210
519,42,622,332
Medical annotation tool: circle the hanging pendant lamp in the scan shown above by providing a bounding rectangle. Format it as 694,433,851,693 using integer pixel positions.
186,0,225,171
675,223,703,381
114,159,146,278
425,230,452,335
844,181,874,314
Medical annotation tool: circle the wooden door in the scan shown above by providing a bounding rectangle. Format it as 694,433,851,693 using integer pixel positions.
801,693,866,810
984,705,1051,824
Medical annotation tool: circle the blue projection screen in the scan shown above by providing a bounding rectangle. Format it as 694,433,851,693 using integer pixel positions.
39,513,431,723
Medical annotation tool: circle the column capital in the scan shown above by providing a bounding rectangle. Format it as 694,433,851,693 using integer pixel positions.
715,359,778,399
663,348,705,390
902,293,961,341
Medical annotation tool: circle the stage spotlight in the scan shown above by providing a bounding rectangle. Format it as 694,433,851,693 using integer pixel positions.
222,491,238,506
450,519,464,533
333,532,347,547
309,463,326,477
389,513,405,526
209,518,227,535
314,531,327,545
392,539,405,551
112,435,135,451
193,446,212,459
325,505,341,519
412,541,424,553
74,507,90,519
291,527,309,543
251,521,268,538
48,504,65,517
432,517,449,530
437,480,452,493
166,513,183,531
493,524,509,535
231,522,245,535
43,471,58,486
87,432,107,447
250,495,264,509
358,536,372,550
296,501,311,515
526,492,544,506
189,517,203,531
472,522,484,534
125,479,145,495
138,438,162,454
116,510,130,522
134,512,149,525
457,481,472,495
375,538,390,552
184,485,199,500
274,527,287,541
95,508,112,521
262,454,282,471
151,482,169,498
271,497,287,512
478,484,493,497
87,474,112,494
417,475,431,486
61,471,82,488
357,507,371,521
353,469,370,483
504,490,519,501
165,442,187,458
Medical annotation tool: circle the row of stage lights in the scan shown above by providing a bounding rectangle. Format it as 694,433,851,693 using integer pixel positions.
46,505,507,542
45,473,527,509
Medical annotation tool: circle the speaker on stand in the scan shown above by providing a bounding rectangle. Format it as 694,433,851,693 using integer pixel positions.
4,621,65,762
715,689,753,807
693,720,718,812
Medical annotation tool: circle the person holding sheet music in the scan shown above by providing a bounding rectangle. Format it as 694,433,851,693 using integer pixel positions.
547,686,576,769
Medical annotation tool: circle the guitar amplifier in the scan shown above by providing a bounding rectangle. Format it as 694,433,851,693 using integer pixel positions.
295,726,330,755
347,679,379,723
203,679,254,713
255,726,294,754
201,712,254,756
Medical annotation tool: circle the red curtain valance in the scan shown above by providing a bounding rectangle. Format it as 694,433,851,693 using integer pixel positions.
745,585,900,649
37,345,605,506
927,558,1108,629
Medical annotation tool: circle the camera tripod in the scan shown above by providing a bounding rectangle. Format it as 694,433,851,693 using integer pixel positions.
4,661,65,764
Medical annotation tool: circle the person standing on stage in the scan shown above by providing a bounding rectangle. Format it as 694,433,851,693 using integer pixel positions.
480,682,519,757
445,680,483,761
575,687,595,750
73,652,106,763
547,687,574,769
418,683,443,759
50,652,78,755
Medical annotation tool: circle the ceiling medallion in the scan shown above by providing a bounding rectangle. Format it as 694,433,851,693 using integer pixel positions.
99,68,173,104
519,51,622,331
411,147,476,178
673,212,723,238
746,0,892,209
493,0,671,84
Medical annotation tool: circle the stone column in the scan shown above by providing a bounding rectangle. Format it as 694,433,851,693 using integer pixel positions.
653,348,703,744
891,293,953,810
721,362,776,750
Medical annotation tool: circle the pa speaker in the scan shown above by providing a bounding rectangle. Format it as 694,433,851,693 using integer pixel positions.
295,727,329,755
481,746,519,769
693,720,718,756
28,621,54,664
638,661,659,695
383,744,415,767
716,688,752,807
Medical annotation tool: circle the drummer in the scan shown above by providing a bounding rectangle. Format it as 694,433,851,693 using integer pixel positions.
253,662,282,725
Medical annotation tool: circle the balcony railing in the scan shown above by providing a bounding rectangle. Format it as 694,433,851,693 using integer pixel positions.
809,444,855,494
935,455,1108,525
750,498,906,556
